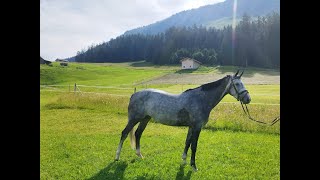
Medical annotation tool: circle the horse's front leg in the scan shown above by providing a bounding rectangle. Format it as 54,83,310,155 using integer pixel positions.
182,127,192,165
190,126,202,171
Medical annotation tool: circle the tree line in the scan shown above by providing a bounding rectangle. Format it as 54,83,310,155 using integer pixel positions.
75,12,279,68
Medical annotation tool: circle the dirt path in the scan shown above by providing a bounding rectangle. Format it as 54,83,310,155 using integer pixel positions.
141,72,280,85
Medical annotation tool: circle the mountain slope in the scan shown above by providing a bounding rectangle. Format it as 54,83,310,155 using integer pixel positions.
124,0,279,35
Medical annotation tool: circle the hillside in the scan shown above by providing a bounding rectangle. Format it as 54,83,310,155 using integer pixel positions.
40,62,279,87
124,0,279,35
75,12,279,68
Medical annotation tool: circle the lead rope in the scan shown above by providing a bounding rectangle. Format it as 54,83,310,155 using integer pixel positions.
230,77,280,126
240,101,280,126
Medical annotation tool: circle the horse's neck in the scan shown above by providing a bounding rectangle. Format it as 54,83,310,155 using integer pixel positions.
205,77,231,110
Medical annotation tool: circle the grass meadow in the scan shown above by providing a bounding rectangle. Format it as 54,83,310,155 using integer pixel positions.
40,62,280,179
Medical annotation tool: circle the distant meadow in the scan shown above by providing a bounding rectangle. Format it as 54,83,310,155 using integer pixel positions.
41,62,279,179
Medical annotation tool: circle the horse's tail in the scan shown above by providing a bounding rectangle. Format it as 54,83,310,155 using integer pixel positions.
129,127,136,150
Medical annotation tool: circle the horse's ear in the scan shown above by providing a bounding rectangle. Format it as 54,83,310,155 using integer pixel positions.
234,70,239,77
239,70,244,78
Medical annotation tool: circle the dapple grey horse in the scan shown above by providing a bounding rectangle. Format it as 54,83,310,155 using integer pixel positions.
115,70,251,171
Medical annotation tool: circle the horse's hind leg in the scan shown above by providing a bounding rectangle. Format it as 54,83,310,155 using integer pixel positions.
115,120,139,161
135,116,151,158
190,127,202,171
182,127,192,164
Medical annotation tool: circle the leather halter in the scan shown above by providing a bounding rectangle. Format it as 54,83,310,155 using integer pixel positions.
230,78,248,101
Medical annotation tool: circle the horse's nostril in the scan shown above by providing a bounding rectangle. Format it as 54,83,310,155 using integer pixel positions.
243,96,251,104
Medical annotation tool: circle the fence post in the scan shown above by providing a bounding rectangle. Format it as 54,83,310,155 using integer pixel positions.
77,85,81,93
74,83,77,93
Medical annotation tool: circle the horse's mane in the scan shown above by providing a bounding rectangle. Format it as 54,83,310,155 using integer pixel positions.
183,75,230,93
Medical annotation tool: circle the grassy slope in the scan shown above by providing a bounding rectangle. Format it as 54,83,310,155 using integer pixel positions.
40,62,175,86
205,16,259,29
40,62,279,179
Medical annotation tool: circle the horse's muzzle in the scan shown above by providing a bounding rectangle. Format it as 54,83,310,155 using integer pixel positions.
242,93,251,104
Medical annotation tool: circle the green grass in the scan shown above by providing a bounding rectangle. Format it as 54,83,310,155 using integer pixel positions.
40,62,279,179
40,62,174,86
205,17,239,29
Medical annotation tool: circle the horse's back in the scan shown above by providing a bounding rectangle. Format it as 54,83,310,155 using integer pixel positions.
130,89,180,107
139,89,177,96
128,89,184,123
130,89,179,101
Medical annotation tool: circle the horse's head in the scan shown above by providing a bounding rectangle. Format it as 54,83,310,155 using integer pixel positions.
228,70,251,104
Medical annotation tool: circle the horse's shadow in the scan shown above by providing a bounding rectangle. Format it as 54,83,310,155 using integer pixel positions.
87,161,192,180
175,164,192,180
87,161,128,180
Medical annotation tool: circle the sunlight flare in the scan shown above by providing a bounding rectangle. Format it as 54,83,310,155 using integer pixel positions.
232,0,237,64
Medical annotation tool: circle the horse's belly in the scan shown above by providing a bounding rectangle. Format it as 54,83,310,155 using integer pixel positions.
152,114,179,126
143,94,191,126
146,106,191,126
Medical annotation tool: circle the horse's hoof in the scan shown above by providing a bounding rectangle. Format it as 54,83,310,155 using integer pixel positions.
191,165,198,172
136,153,144,159
115,155,120,161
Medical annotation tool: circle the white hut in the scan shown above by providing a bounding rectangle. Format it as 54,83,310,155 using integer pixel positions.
180,58,202,69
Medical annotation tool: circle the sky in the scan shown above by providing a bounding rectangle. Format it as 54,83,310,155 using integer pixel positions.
40,0,225,61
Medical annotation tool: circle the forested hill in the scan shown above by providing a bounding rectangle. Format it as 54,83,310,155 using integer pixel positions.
75,12,279,69
124,0,280,36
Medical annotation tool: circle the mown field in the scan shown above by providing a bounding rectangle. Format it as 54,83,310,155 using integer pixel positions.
40,62,280,179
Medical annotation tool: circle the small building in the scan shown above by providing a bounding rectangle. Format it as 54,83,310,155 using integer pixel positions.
40,56,52,65
56,58,69,66
180,58,202,69
55,58,68,62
